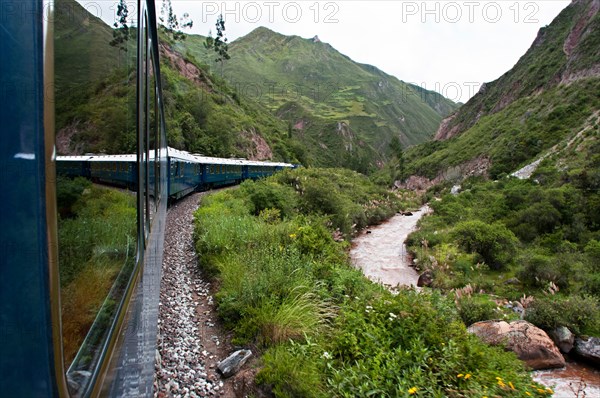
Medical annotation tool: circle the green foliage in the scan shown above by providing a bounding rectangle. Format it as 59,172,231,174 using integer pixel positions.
452,220,518,270
517,253,571,290
58,186,136,286
405,78,600,180
56,176,92,217
240,179,296,218
194,168,547,397
456,295,499,326
257,342,325,398
525,295,600,335
182,27,458,170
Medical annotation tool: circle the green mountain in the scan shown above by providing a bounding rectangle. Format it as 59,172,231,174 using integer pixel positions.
180,27,458,171
53,0,298,162
405,0,599,181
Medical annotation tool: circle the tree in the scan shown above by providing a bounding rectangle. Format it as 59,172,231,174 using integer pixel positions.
160,0,193,41
205,15,230,77
109,0,129,52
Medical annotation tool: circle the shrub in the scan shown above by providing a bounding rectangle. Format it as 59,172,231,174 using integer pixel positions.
517,253,570,289
457,296,499,326
240,179,296,218
56,176,92,217
452,221,518,270
525,295,600,335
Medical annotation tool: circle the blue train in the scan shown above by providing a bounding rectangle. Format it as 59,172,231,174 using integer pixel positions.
0,0,292,397
56,148,294,200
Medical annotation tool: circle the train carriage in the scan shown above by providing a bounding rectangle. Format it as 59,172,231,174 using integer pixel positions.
1,1,293,396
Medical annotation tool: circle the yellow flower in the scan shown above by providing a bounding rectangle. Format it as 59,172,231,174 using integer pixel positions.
546,388,554,394
498,380,506,388
526,392,531,396
289,233,296,239
464,373,471,380
408,387,418,395
457,374,464,378
509,381,515,390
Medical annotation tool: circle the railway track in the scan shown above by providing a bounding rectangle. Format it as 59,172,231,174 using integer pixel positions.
154,193,235,397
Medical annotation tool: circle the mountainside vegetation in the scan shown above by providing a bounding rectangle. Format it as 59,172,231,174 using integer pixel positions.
54,0,302,162
393,0,600,372
401,0,600,183
194,169,553,397
181,27,458,171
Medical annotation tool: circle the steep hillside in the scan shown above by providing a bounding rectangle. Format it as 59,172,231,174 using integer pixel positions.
182,27,458,171
436,0,599,141
404,0,600,182
158,42,297,161
53,0,297,162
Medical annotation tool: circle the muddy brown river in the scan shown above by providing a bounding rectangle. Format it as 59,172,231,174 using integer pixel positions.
350,206,600,396
350,205,430,288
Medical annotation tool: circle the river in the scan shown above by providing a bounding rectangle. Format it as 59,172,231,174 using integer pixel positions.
350,206,600,397
350,206,429,288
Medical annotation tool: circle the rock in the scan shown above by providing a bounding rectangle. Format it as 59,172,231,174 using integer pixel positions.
417,270,433,287
403,211,413,216
217,350,252,378
549,326,575,354
467,320,565,370
574,336,600,366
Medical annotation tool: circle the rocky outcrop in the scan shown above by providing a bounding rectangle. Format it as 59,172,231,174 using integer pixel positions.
434,113,460,141
549,326,575,354
239,128,273,161
468,320,565,370
399,157,490,191
160,43,213,92
574,337,600,366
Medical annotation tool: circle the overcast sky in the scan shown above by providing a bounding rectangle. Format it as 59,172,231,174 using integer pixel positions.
80,1,571,103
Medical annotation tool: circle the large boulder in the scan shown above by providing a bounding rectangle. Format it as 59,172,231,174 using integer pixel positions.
468,320,565,370
574,337,600,366
549,326,575,354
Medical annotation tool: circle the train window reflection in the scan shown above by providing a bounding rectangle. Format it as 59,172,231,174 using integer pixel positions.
54,0,139,394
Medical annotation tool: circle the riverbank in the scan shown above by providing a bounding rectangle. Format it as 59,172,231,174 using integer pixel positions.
350,204,600,397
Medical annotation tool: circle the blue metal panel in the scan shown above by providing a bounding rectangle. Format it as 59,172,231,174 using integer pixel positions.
0,0,60,396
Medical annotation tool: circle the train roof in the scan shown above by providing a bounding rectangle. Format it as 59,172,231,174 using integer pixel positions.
57,148,294,168
56,154,137,162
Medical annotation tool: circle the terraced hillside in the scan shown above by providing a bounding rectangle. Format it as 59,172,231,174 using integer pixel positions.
181,27,458,171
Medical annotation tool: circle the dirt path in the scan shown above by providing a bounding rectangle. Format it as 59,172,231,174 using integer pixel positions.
154,193,235,398
350,205,430,289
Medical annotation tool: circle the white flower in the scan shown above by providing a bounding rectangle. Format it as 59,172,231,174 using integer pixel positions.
389,313,397,319
322,351,332,360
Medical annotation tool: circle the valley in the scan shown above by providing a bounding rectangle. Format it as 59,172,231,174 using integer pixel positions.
55,0,600,396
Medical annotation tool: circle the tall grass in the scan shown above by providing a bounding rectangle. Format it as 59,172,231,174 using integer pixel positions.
194,169,551,397
57,182,136,365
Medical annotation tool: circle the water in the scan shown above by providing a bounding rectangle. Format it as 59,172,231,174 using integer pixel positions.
532,360,600,397
350,206,600,396
350,206,430,289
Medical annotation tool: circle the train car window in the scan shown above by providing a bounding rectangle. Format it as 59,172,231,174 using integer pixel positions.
54,2,140,395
